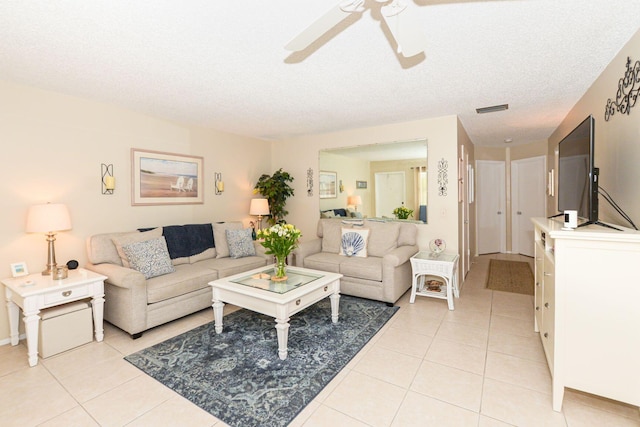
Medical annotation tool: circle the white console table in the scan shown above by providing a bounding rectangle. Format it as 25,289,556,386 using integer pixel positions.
532,217,640,411
2,268,106,367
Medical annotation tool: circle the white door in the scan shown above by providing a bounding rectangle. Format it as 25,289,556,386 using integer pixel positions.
476,160,506,254
375,172,405,217
512,156,546,257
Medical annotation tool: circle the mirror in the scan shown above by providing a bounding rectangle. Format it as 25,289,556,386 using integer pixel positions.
319,139,428,223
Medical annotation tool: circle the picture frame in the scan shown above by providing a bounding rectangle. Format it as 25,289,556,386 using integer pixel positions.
10,262,28,278
356,180,367,189
131,148,204,206
319,171,337,199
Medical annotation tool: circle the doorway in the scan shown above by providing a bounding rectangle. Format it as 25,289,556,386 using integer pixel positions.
375,171,406,217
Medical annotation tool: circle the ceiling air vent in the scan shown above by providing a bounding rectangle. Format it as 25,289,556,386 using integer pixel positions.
476,104,509,114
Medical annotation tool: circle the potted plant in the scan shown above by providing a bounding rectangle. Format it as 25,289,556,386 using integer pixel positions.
254,168,295,225
393,205,414,220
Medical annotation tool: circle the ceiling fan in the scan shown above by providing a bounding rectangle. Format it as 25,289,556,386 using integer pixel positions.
285,0,428,58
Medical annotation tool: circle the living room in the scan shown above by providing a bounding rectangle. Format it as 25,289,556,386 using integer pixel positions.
1,2,640,426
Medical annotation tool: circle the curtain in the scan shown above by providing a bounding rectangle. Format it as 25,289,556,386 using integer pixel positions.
413,166,427,221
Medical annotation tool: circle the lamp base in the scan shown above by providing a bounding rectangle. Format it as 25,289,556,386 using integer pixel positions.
42,232,58,276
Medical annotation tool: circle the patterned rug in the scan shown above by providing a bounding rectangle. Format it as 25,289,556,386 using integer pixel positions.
125,295,398,427
486,259,534,295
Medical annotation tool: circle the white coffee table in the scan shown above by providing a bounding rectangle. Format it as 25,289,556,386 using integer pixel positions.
209,265,342,360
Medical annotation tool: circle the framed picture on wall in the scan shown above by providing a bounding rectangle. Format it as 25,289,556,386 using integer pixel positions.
131,148,204,206
319,171,337,199
356,180,367,189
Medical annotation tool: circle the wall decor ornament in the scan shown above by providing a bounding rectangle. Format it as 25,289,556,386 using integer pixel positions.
437,158,448,196
307,168,314,196
605,56,639,121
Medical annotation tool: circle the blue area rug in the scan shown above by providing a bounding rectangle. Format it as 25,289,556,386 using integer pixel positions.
125,295,398,427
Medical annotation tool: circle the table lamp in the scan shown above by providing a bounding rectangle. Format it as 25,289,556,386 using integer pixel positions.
348,195,362,212
26,203,72,275
249,198,270,231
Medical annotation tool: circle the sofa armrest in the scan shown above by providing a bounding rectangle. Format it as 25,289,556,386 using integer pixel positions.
383,245,419,268
252,241,271,261
85,262,146,290
292,239,322,267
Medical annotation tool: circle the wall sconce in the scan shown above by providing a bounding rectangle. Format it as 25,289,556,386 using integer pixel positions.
339,179,344,193
214,172,224,195
249,198,270,231
101,163,115,195
26,203,72,275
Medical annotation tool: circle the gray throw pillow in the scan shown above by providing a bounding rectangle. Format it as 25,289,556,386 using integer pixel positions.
121,237,175,279
226,229,256,259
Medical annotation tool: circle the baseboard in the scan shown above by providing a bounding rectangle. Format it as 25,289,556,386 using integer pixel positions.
0,334,26,346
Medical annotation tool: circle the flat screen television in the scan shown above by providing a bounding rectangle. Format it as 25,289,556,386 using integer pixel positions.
557,115,598,225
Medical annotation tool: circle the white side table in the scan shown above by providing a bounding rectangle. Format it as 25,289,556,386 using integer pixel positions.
409,251,459,310
2,268,106,367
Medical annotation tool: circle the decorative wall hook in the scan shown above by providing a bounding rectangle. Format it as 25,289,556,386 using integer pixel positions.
101,163,115,195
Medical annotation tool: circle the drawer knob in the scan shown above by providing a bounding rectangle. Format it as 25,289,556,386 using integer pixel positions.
296,299,301,306
536,281,540,287
544,302,549,308
324,286,328,292
536,306,540,311
544,332,548,338
62,290,72,297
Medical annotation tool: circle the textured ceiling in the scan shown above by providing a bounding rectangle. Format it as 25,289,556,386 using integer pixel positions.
1,1,639,146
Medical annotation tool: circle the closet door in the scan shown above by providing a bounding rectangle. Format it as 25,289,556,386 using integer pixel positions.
476,160,506,254
512,156,546,257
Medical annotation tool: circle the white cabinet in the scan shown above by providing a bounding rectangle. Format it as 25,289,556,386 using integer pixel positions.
532,217,640,412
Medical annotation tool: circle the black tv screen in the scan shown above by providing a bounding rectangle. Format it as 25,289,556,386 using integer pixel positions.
557,115,597,223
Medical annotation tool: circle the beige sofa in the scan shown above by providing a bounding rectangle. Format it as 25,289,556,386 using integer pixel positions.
293,219,418,304
85,222,269,338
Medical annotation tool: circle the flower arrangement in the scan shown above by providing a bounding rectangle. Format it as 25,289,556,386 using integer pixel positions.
392,205,414,220
256,223,302,279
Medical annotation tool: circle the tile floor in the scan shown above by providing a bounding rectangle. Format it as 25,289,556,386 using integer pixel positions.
1,253,639,426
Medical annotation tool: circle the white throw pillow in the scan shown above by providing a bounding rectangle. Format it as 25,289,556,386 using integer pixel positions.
213,222,243,258
339,228,369,257
111,228,163,268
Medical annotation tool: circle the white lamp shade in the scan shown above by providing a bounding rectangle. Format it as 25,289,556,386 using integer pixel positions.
26,203,72,233
249,198,270,216
348,195,362,206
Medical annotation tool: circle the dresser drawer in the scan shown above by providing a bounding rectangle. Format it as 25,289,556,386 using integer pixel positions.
44,285,91,306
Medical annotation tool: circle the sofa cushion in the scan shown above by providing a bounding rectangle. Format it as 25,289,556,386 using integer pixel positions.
365,220,400,257
213,222,243,258
321,220,357,253
339,256,382,281
112,228,163,268
146,263,218,304
226,229,256,258
121,237,176,279
398,222,418,246
198,256,269,278
303,252,342,274
339,228,369,257
86,231,136,265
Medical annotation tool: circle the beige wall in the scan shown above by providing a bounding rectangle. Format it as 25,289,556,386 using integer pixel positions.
547,29,640,226
0,80,271,342
273,116,461,252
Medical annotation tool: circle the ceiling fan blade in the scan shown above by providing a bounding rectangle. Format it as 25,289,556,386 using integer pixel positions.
381,2,428,57
285,1,364,52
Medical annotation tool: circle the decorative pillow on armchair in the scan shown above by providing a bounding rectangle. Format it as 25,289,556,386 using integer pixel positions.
339,228,369,257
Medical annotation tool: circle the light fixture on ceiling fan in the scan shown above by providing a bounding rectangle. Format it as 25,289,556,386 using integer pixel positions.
285,0,428,58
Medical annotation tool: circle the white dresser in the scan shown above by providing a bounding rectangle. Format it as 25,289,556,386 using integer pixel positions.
532,217,640,411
